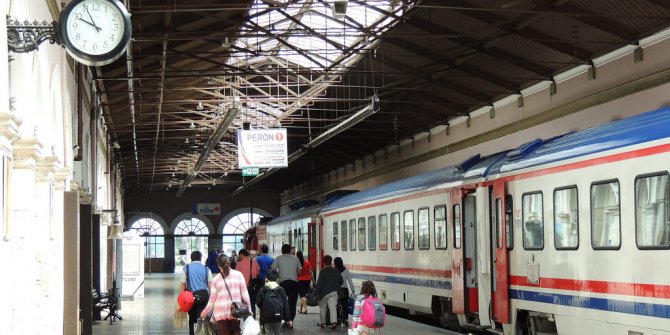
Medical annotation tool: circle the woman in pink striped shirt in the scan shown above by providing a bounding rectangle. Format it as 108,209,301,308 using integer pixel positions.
201,254,252,335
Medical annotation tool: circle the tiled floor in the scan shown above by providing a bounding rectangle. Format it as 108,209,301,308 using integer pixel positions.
92,273,451,335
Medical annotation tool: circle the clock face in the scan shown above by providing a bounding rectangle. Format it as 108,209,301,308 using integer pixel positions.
60,0,131,65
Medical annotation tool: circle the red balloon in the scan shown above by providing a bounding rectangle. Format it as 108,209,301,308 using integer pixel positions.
177,290,194,312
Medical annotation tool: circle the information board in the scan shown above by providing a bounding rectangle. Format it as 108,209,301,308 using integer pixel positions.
237,129,288,168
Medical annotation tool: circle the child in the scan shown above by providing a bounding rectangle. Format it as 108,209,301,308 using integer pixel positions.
256,269,292,334
350,280,377,335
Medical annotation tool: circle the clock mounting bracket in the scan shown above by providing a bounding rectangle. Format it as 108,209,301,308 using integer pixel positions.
6,15,61,54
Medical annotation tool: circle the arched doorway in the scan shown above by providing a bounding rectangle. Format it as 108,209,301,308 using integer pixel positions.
221,212,264,256
174,217,210,273
129,216,165,273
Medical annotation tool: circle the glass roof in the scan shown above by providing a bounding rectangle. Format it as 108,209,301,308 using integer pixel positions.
221,0,412,124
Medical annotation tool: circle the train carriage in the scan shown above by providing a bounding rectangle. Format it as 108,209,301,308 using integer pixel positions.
265,106,670,335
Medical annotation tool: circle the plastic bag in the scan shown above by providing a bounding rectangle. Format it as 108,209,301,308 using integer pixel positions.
196,316,216,335
240,316,261,335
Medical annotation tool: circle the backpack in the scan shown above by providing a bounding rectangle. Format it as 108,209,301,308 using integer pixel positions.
261,288,285,322
360,296,385,328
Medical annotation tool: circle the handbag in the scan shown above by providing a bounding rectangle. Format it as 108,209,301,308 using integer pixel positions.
247,258,264,293
195,316,216,335
306,288,319,306
223,275,251,318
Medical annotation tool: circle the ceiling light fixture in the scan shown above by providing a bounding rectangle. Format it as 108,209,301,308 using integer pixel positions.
196,102,203,110
331,0,348,19
221,37,231,48
185,138,189,144
207,76,215,85
190,122,195,129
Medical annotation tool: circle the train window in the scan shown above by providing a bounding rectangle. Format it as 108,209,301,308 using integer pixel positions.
496,198,502,248
635,173,670,249
591,180,621,249
505,194,514,250
554,186,579,250
453,204,461,249
333,221,339,251
391,212,400,250
379,214,388,250
358,217,366,250
434,205,447,249
368,216,377,251
350,219,357,251
341,220,348,251
418,207,430,250
522,192,544,250
404,210,414,250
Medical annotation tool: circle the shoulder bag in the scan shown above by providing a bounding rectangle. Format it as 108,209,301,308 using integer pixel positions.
248,259,264,294
223,275,251,319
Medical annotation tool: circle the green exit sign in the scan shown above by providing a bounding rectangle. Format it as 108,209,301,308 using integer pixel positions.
242,167,260,176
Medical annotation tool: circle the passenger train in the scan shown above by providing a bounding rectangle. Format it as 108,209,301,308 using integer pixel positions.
259,106,670,335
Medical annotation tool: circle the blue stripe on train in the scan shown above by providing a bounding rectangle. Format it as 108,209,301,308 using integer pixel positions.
350,272,452,290
510,289,670,319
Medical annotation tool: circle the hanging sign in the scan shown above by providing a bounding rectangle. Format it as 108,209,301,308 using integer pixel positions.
237,129,288,168
193,203,221,215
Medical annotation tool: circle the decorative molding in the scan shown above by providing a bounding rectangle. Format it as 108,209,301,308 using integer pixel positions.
12,138,43,170
54,167,71,191
6,16,60,53
36,156,60,182
0,112,22,155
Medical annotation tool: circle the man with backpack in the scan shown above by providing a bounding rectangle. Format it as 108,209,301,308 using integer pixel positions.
256,269,291,334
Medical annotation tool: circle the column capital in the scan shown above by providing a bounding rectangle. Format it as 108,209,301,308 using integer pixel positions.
70,180,92,204
36,156,61,182
54,167,72,191
12,138,43,170
0,112,22,155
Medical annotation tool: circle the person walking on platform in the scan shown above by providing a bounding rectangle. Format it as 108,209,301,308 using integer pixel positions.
180,251,212,335
296,251,312,314
201,254,252,335
256,244,274,281
334,256,355,324
206,249,220,276
256,269,292,334
236,249,260,318
315,255,343,329
271,244,301,328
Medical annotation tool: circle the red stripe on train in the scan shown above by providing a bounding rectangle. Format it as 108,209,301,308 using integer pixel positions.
510,275,670,299
348,264,452,278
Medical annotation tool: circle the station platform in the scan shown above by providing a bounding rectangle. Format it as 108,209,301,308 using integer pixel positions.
92,273,455,335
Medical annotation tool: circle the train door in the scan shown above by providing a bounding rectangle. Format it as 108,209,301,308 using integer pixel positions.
450,187,478,315
492,181,510,323
463,193,479,315
308,216,317,273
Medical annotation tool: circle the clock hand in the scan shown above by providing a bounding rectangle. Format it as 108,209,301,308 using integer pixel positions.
78,18,101,31
83,5,101,32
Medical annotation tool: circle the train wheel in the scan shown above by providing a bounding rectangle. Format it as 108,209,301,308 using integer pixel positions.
433,297,461,331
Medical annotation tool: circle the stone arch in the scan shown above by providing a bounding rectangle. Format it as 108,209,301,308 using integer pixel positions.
126,212,169,232
218,207,272,234
169,213,214,235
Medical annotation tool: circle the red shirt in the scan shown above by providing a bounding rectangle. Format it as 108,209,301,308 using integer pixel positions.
297,259,312,281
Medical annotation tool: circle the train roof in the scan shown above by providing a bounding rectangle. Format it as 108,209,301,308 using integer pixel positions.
493,106,670,174
268,204,321,226
312,107,670,216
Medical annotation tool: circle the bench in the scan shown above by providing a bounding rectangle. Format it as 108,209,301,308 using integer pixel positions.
92,288,122,324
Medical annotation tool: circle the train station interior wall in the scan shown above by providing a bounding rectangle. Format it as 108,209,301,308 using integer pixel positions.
280,28,670,211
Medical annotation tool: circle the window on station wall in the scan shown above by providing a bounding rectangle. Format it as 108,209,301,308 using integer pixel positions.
175,217,210,267
129,217,165,258
635,173,670,249
223,213,263,256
